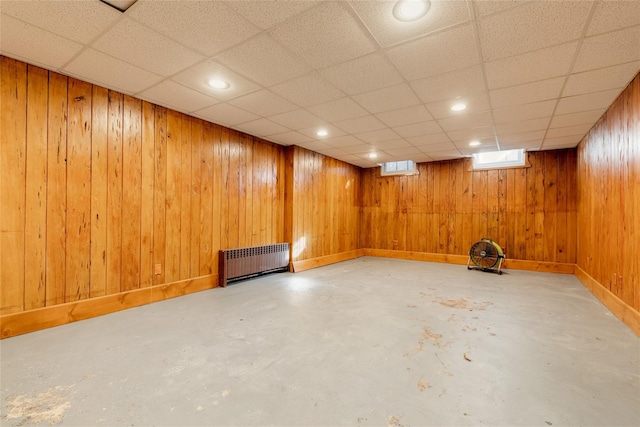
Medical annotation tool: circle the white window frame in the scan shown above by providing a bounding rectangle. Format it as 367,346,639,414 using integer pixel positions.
379,160,419,176
471,149,529,170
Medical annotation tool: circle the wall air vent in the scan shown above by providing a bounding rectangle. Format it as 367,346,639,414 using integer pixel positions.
379,160,419,176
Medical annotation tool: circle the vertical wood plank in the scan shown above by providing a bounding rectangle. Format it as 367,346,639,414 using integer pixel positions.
153,107,167,285
45,72,68,307
0,57,27,314
140,101,155,288
165,110,182,283
106,91,123,295
179,115,192,280
190,118,202,277
121,95,142,291
65,78,92,302
90,86,108,298
200,123,214,276
24,65,48,310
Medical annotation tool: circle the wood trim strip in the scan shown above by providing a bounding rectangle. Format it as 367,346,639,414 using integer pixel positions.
575,266,640,337
292,249,365,272
501,259,575,274
363,249,469,265
1,275,217,339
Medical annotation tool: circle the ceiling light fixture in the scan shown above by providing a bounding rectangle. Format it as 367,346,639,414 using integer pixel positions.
393,0,431,22
451,103,466,112
208,79,230,90
469,141,481,147
317,129,328,137
368,153,379,159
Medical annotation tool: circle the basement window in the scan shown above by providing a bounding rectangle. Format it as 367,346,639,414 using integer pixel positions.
471,149,528,170
380,160,419,176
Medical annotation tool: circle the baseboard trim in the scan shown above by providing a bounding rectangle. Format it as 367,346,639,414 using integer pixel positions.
292,249,364,272
0,275,217,339
362,249,469,265
501,259,575,274
575,266,640,337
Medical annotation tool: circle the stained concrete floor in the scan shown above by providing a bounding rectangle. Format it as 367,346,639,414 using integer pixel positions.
1,257,639,427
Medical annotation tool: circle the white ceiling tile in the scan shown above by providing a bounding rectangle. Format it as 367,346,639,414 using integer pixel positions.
490,77,564,109
128,1,260,56
227,90,297,117
495,117,550,134
334,115,387,134
307,97,369,122
410,65,486,104
425,149,463,160
447,127,496,142
91,18,204,76
437,111,494,132
384,146,423,157
375,105,433,127
267,131,313,146
555,89,622,115
549,109,606,129
322,135,367,148
573,26,640,73
268,109,323,130
0,0,121,43
233,118,290,137
297,140,332,152
407,133,452,147
484,42,578,89
64,48,162,94
473,1,528,18
370,139,412,150
426,92,491,119
497,130,545,144
0,14,83,70
457,141,500,155
297,125,347,140
542,135,583,148
340,144,377,155
350,0,470,47
318,53,404,95
352,83,421,114
386,23,480,81
225,1,320,30
545,124,593,139
563,62,640,97
500,140,542,150
140,81,220,113
172,59,261,102
270,2,376,68
587,1,640,36
195,103,260,126
215,33,311,87
393,121,442,138
478,1,592,61
270,73,344,107
355,128,401,144
493,100,557,124
316,147,350,158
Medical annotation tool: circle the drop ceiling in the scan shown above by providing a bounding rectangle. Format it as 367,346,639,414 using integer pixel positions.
1,0,639,168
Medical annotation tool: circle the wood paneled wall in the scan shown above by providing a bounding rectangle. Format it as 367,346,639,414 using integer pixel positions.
577,73,639,313
360,151,577,263
285,146,361,262
0,57,284,315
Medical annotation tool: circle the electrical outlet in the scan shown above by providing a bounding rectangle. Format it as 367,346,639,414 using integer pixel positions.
154,263,162,275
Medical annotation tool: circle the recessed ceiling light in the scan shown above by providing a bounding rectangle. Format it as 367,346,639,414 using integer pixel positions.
368,153,379,159
393,0,431,22
208,79,230,90
317,129,328,137
469,141,481,147
451,103,466,111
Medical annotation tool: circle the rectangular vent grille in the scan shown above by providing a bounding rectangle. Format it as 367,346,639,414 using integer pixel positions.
219,243,290,287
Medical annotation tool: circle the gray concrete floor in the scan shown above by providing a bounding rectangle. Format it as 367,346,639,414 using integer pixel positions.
1,257,639,427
